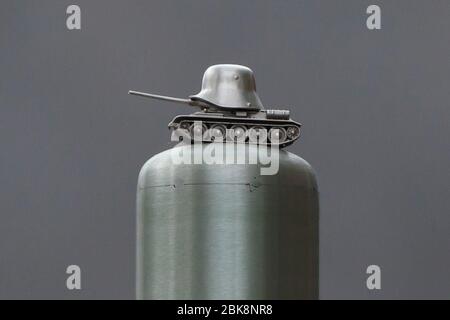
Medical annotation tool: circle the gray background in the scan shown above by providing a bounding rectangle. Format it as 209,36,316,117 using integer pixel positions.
1,0,449,299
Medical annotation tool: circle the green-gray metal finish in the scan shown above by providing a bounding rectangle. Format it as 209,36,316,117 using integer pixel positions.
136,144,319,299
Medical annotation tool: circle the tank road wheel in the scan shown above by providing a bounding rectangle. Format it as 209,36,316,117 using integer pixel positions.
227,125,247,143
189,122,208,142
208,124,227,142
172,121,192,142
269,127,287,144
248,126,268,144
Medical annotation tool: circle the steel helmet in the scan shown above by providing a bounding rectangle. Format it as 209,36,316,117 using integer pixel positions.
189,64,263,111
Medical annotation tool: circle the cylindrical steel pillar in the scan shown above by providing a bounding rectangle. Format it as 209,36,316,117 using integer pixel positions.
136,144,319,299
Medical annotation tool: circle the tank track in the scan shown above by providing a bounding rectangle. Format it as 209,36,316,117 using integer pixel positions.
169,115,301,148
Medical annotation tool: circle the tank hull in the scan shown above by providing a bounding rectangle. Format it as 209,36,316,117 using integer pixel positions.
136,144,319,299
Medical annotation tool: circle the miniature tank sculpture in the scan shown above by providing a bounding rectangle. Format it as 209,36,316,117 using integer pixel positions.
129,64,301,147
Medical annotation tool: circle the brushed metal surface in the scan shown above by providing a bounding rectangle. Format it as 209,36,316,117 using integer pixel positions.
136,144,319,299
190,64,263,110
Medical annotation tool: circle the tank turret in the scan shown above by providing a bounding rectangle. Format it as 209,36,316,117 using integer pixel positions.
129,64,301,147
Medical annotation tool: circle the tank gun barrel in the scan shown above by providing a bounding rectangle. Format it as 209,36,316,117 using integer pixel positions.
128,90,202,107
